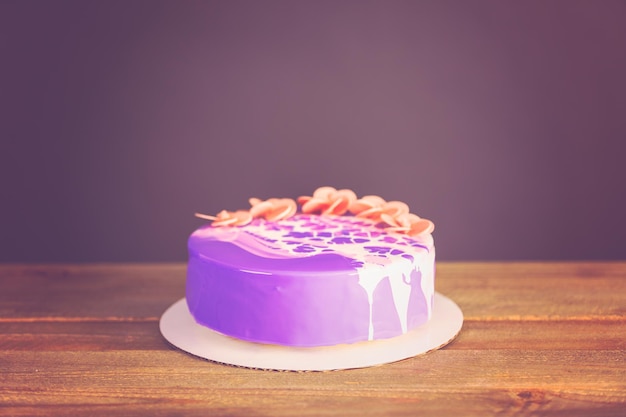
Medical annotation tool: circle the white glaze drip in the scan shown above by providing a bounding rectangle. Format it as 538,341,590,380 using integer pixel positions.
360,281,376,339
354,257,417,339
356,266,384,340
384,259,412,334
420,250,436,318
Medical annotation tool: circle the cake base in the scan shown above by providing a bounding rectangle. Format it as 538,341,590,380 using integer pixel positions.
160,292,462,371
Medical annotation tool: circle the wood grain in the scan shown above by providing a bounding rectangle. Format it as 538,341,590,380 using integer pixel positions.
1,262,625,416
1,320,624,352
2,350,625,416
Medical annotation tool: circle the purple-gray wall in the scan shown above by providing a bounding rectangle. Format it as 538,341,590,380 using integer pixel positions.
1,0,625,262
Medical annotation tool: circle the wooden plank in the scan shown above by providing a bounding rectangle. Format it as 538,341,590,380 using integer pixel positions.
1,394,624,417
1,350,624,416
0,264,186,320
1,319,624,352
2,398,623,417
1,262,625,320
453,320,626,350
436,262,626,320
0,322,168,351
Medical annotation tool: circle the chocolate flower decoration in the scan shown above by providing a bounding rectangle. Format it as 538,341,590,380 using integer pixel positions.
194,210,253,227
381,212,435,237
248,197,297,221
195,187,434,237
297,186,357,215
195,197,297,227
349,195,434,237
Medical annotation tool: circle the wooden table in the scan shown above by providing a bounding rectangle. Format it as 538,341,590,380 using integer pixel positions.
1,263,625,416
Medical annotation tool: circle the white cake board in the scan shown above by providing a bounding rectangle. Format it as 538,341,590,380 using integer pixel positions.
160,293,463,371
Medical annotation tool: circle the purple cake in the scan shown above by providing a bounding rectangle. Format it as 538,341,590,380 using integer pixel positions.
186,188,435,347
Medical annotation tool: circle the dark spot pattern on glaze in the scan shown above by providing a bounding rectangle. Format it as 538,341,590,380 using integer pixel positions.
284,231,314,238
331,237,353,244
364,246,391,255
294,245,316,253
244,214,430,268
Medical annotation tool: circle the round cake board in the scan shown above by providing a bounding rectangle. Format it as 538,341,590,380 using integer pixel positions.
160,292,463,371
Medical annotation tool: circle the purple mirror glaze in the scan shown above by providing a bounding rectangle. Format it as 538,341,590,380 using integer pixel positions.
186,214,435,347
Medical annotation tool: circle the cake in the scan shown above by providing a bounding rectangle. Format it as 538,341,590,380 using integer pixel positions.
187,187,435,347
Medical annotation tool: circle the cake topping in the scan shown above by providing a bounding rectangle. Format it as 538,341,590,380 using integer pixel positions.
297,186,357,215
194,210,253,227
249,197,297,222
195,186,435,237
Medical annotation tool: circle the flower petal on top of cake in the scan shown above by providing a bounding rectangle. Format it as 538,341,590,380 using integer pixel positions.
348,200,373,213
266,198,297,221
297,195,311,205
301,197,330,214
323,189,357,216
349,195,386,216
380,213,400,227
300,186,334,214
300,187,356,215
280,198,298,218
211,210,240,227
355,206,383,219
312,186,337,200
385,226,412,233
336,188,358,201
231,210,254,226
396,213,421,228
362,195,386,206
382,201,410,217
323,198,343,215
249,199,275,218
408,218,435,236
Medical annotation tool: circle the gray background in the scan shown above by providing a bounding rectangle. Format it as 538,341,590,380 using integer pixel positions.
1,0,625,262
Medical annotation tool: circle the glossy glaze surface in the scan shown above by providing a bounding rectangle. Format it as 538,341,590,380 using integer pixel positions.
187,214,435,347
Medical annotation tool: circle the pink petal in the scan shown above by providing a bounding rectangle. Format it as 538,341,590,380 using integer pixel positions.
396,213,421,228
323,198,342,215
216,210,231,220
384,226,411,233
249,201,274,218
232,210,253,226
194,212,218,221
336,189,357,202
380,213,399,227
382,201,409,217
355,206,383,219
302,197,329,214
281,199,297,218
333,197,352,215
409,219,435,236
212,216,238,227
312,186,337,200
348,200,375,214
361,195,386,206
297,196,311,205
266,199,297,221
